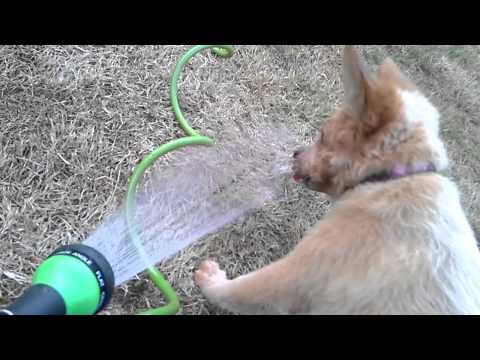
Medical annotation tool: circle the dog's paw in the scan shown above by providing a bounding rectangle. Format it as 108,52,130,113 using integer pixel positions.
195,260,227,290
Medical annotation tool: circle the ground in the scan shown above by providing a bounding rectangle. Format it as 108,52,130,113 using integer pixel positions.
0,45,478,315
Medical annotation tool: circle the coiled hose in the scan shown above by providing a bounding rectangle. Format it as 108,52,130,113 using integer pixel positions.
125,45,234,315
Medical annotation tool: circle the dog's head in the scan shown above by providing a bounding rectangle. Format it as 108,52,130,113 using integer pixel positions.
292,46,448,197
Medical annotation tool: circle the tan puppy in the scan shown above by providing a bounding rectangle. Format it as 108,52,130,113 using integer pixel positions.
195,46,480,314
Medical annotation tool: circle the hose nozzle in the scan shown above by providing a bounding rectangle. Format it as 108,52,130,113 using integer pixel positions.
0,244,115,315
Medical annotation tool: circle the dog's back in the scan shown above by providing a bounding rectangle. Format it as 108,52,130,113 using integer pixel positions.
298,173,480,314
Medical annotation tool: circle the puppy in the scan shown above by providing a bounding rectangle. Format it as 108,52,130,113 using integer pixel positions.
195,46,480,314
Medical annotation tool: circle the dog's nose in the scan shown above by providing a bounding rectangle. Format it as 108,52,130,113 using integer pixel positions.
293,148,304,158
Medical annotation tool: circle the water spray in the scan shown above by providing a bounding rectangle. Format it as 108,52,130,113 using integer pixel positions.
0,45,234,315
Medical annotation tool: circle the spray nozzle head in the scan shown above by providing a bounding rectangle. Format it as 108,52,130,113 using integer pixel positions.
47,244,115,313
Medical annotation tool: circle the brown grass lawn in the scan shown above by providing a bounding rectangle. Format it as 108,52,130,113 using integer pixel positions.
0,45,478,314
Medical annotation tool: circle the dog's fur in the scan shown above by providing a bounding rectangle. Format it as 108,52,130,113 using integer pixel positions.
194,46,480,314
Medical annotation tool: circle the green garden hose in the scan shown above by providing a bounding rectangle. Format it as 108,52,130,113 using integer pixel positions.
125,45,234,315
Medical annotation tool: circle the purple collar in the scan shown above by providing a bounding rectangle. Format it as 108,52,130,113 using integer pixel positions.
360,162,437,185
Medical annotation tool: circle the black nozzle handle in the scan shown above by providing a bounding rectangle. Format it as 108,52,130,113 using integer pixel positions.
0,284,66,315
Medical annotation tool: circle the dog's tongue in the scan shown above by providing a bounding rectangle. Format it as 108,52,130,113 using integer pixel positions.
293,175,303,182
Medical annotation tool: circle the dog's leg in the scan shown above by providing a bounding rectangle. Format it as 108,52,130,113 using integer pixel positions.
195,258,305,314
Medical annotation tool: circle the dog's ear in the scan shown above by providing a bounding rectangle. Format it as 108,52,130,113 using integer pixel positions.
342,46,373,118
379,57,416,90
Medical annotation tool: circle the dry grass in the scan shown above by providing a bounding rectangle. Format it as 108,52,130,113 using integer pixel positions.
0,45,478,315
